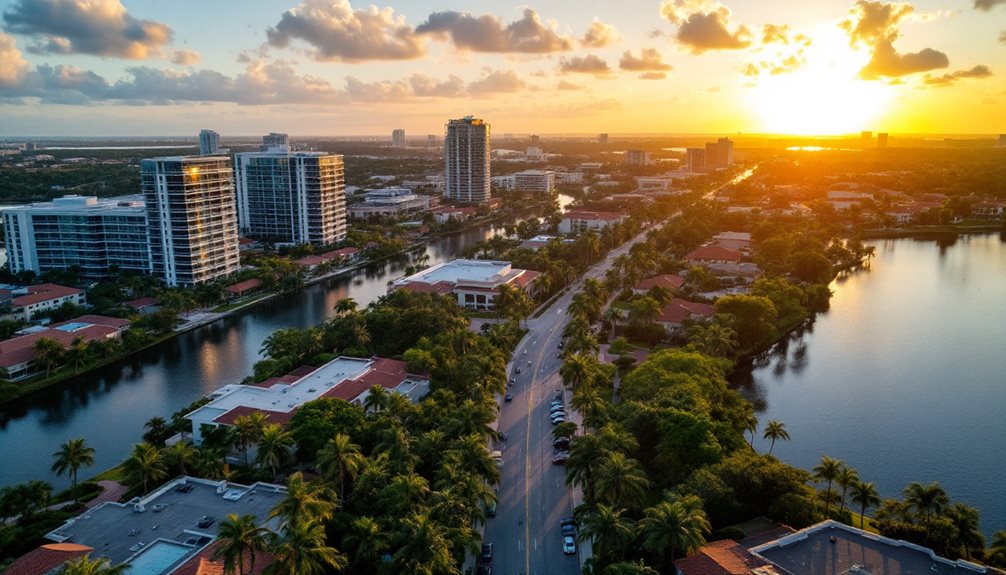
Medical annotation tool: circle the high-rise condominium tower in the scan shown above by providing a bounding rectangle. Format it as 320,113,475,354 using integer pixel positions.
141,156,240,287
444,117,491,204
199,129,220,155
234,146,346,246
392,129,406,147
262,133,289,150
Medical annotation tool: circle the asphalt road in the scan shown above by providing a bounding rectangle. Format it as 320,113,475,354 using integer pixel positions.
483,227,653,575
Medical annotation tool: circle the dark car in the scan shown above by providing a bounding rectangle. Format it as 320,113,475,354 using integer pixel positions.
196,515,215,529
478,565,492,575
486,501,497,517
515,368,521,374
504,393,513,402
480,543,494,564
552,451,569,465
560,518,577,536
553,437,571,450
558,341,564,349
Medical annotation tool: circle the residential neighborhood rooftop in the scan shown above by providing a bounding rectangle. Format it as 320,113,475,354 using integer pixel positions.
11,284,83,307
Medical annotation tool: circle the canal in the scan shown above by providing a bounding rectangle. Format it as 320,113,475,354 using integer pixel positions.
738,232,1006,534
0,194,574,490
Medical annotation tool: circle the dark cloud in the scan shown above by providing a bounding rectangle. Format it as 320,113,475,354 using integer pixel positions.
558,54,611,75
266,0,424,62
416,8,572,53
859,40,948,79
581,18,620,48
2,0,171,59
639,72,667,80
1000,30,1006,44
170,49,200,66
660,0,752,53
619,48,673,71
923,65,992,86
974,0,1006,9
468,69,527,94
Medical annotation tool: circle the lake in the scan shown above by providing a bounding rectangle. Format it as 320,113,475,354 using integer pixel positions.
739,233,1006,535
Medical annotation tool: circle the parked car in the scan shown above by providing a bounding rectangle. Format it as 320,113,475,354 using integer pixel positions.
508,378,515,386
552,451,569,464
490,450,503,467
558,341,564,349
504,393,513,402
515,368,521,374
553,437,571,450
550,404,565,414
550,415,566,425
481,543,494,564
562,535,577,555
487,501,497,517
550,411,566,421
560,518,577,536
478,564,492,575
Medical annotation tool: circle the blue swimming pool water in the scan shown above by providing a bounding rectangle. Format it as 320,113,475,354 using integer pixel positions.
125,540,193,574
55,322,91,331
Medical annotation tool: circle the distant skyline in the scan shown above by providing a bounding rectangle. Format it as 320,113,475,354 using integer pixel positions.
0,0,1004,137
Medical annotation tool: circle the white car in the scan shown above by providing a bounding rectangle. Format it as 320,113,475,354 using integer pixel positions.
551,415,566,425
550,404,565,414
562,535,577,555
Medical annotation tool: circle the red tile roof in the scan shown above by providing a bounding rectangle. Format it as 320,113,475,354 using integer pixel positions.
563,209,624,222
509,270,540,288
212,405,296,427
173,540,275,575
56,315,130,329
294,255,326,267
431,206,476,215
225,278,264,295
634,274,684,292
687,245,743,263
674,540,779,575
0,318,125,368
321,357,415,403
11,284,83,308
333,247,359,257
124,296,158,309
3,543,93,575
658,298,715,325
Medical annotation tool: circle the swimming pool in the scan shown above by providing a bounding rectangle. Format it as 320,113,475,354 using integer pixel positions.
54,322,91,332
124,540,193,574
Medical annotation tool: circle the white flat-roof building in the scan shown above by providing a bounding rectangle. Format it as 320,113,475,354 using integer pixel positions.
392,259,538,311
514,170,555,194
186,356,428,446
235,146,346,246
559,210,627,234
2,195,151,280
491,175,515,191
348,188,432,219
556,171,584,184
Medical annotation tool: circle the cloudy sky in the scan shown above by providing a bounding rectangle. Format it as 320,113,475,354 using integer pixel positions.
0,0,1003,137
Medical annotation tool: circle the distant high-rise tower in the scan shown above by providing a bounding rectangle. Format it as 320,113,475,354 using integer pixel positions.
598,133,609,144
235,146,347,247
142,156,240,287
199,129,220,155
444,117,491,204
877,133,889,148
716,137,734,166
860,131,872,143
530,134,540,144
427,134,438,147
392,129,406,148
686,148,706,173
625,149,650,166
262,133,289,150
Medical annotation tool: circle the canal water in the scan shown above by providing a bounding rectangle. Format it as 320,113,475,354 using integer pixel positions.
738,233,1006,534
0,194,574,490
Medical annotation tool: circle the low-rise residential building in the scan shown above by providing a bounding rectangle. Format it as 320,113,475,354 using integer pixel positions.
293,247,359,270
558,210,627,234
431,206,477,224
686,245,743,266
10,284,85,321
2,543,95,575
391,259,538,311
0,315,129,381
186,356,428,445
971,200,1004,218
711,231,752,254
675,539,783,575
348,188,433,219
825,190,874,210
518,235,572,251
657,298,715,332
514,170,555,194
632,274,684,296
224,278,264,299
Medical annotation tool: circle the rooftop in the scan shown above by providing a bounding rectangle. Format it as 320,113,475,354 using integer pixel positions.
658,298,715,325
45,477,286,570
2,194,145,215
676,539,784,575
562,209,624,222
687,245,743,262
392,259,532,291
0,315,129,368
3,543,93,575
634,274,684,292
752,521,988,575
11,284,83,307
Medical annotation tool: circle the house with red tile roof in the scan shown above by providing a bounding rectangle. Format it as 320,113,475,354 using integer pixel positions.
2,543,93,575
0,315,129,381
124,296,160,314
172,540,276,575
686,245,743,265
224,278,264,298
675,539,784,575
657,298,715,332
186,356,429,446
632,274,685,296
10,284,85,321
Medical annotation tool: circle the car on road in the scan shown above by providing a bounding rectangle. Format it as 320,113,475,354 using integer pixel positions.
550,415,566,425
504,393,513,402
481,543,493,564
553,437,571,450
478,564,492,575
550,410,565,420
549,404,565,414
527,360,532,366
515,368,521,374
486,501,496,517
490,450,503,467
508,378,515,386
552,451,569,464
562,535,577,555
557,353,562,359
561,518,577,537
558,341,564,349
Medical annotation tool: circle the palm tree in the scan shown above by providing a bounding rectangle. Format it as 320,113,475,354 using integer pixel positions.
835,466,860,515
269,473,336,527
946,502,984,560
142,416,169,445
51,438,96,504
33,337,65,377
317,434,365,504
565,433,605,504
255,424,295,482
743,408,758,450
849,481,881,530
762,420,790,455
812,455,843,517
392,512,455,575
594,452,650,509
267,519,347,575
58,556,129,575
333,297,358,316
577,504,634,565
233,413,267,467
560,354,596,393
638,495,711,566
344,516,389,568
122,442,166,494
571,387,608,430
214,513,269,575
990,530,1006,567
552,421,578,442
362,384,390,414
903,481,949,534
163,441,197,476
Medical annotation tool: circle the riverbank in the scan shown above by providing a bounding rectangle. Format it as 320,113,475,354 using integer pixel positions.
860,223,1003,238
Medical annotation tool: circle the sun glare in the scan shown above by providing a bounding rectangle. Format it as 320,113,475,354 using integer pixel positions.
748,26,895,135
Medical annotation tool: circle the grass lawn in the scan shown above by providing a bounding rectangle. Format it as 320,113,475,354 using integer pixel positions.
91,464,125,483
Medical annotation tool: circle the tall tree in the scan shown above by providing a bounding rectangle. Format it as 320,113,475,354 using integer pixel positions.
990,530,1006,567
762,420,790,455
33,337,65,377
214,513,269,575
267,519,347,575
595,452,650,509
163,441,197,476
835,466,860,515
57,556,129,575
51,438,96,504
317,433,365,504
812,455,843,517
946,502,984,560
577,504,635,566
269,472,336,527
122,442,166,494
638,495,711,566
849,481,880,530
333,297,358,316
903,481,949,534
255,423,295,482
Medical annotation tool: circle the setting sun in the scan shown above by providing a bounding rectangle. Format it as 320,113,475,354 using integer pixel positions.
747,26,896,135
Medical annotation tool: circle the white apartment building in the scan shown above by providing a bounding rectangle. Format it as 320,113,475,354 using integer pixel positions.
392,259,538,311
514,170,555,194
142,156,240,287
234,146,346,246
348,188,431,219
2,195,151,280
392,129,406,147
445,117,491,204
559,209,627,234
198,129,220,155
